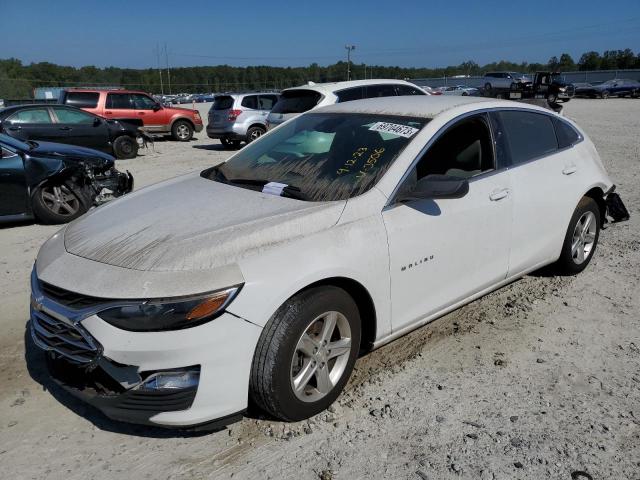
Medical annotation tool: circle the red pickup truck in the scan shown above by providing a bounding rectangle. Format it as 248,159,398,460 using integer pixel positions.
59,89,203,141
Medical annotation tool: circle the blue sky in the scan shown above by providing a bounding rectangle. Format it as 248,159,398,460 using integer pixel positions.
1,0,638,68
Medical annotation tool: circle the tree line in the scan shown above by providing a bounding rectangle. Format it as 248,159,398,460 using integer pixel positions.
1,49,639,99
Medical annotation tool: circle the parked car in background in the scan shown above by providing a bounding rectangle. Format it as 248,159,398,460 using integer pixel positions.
29,96,625,428
0,104,140,159
59,89,203,141
482,72,531,90
207,92,280,149
440,85,480,96
574,79,640,99
266,79,428,130
0,134,132,224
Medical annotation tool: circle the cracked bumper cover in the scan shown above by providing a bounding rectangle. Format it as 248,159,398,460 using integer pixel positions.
41,310,263,428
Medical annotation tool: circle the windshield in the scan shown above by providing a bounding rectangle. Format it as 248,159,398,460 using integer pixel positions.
212,96,234,110
202,113,428,202
271,90,322,114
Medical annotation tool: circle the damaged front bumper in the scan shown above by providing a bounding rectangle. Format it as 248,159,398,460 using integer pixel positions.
29,269,263,429
92,168,134,205
604,185,630,224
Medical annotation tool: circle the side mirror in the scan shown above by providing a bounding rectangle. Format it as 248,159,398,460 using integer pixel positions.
398,174,469,202
153,103,162,111
93,117,102,126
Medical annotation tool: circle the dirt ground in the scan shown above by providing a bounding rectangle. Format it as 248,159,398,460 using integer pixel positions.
0,99,638,480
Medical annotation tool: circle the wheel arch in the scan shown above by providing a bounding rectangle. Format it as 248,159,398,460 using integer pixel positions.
583,186,607,226
289,276,377,354
247,122,267,132
170,116,195,130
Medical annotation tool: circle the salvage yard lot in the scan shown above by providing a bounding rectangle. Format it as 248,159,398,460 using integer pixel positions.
1,99,639,479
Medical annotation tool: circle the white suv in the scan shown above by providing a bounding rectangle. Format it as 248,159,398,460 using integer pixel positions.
266,79,428,129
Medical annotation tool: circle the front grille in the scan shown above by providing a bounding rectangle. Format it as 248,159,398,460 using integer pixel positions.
31,309,101,364
39,281,106,310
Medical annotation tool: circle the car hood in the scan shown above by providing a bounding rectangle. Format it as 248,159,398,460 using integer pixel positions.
30,141,115,170
63,173,346,272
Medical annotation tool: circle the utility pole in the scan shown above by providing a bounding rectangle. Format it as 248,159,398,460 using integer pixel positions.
345,45,356,81
164,43,172,94
156,43,164,95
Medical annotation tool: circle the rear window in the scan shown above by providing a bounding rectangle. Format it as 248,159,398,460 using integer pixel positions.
64,92,99,109
271,90,322,114
213,96,234,110
498,111,558,165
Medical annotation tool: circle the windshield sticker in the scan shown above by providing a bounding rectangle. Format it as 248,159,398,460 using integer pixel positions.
368,122,419,138
262,182,288,196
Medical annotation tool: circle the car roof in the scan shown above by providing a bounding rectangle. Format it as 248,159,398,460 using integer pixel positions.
283,79,418,94
65,89,148,94
314,95,539,119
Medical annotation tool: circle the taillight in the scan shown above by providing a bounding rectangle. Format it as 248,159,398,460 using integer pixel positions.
228,109,242,121
194,112,202,121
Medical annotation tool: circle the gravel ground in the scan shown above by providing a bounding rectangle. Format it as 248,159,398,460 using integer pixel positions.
0,99,638,480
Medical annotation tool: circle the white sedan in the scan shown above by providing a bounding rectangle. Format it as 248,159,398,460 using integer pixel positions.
31,96,618,429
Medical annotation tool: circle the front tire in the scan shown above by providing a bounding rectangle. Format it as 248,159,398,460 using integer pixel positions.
555,196,600,274
112,135,138,159
32,183,86,224
601,90,610,99
250,286,361,421
171,120,193,141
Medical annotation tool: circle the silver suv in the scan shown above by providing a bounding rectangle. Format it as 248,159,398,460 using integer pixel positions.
482,72,531,90
206,92,279,149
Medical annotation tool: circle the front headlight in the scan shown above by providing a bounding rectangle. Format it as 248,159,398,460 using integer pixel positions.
97,286,241,332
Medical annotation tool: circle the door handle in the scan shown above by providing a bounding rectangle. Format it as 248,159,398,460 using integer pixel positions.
489,188,509,201
138,112,145,115
105,111,113,115
562,165,577,175
59,126,72,131
8,126,21,131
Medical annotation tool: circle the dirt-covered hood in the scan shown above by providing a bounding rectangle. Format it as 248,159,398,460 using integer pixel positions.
64,173,345,272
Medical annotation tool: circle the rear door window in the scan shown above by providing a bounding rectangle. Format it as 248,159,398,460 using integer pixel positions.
241,95,259,110
271,90,322,114
365,84,398,98
64,92,99,108
53,107,95,124
553,118,580,149
497,111,558,165
336,87,364,103
213,96,234,110
7,108,53,124
106,93,133,109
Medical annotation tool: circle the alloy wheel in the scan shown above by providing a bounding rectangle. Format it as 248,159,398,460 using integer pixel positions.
290,311,352,403
41,185,80,217
571,211,597,264
176,124,190,140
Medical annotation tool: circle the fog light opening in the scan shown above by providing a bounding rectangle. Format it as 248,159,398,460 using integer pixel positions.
137,368,200,391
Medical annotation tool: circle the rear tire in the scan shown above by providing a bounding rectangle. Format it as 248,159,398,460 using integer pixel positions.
555,197,600,275
250,286,361,421
600,90,610,99
32,182,87,224
112,135,138,159
171,120,193,141
246,126,266,144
